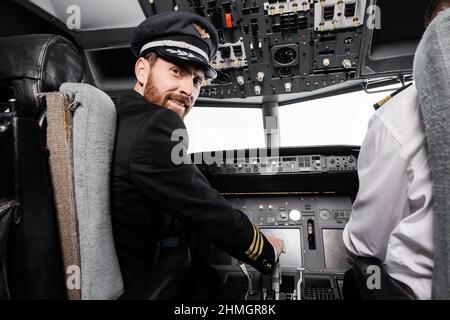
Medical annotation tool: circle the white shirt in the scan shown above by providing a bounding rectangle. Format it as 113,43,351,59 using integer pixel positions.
343,85,434,300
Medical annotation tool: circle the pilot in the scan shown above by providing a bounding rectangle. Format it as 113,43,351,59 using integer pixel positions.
343,0,450,300
111,11,284,296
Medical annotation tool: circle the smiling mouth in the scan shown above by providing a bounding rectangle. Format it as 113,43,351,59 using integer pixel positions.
169,99,187,109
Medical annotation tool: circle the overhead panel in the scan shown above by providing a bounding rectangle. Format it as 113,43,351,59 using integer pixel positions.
143,0,368,100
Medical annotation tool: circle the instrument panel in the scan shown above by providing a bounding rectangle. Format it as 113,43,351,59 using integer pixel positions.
194,146,359,300
197,153,357,175
208,195,351,300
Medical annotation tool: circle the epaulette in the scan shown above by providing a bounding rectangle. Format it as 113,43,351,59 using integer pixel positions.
373,82,413,110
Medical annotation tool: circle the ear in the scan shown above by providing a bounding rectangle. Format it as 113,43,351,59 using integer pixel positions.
135,57,150,86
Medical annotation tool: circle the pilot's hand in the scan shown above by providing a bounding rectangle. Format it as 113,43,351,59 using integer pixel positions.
265,234,285,259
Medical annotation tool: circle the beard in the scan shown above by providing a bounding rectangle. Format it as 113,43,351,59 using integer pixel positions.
143,74,194,118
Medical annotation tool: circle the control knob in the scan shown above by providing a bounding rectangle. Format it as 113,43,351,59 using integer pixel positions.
319,209,331,220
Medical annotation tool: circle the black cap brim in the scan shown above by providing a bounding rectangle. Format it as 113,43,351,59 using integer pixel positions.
153,47,217,79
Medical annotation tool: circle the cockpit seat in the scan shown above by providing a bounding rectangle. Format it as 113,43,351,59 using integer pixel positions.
54,83,123,299
0,34,188,300
414,9,450,300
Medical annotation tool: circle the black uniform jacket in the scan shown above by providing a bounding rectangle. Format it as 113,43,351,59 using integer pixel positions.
111,90,275,290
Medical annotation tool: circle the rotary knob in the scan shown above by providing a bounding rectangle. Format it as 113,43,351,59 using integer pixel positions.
319,209,331,220
289,209,301,221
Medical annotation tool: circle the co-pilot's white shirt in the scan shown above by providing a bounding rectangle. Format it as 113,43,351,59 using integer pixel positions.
343,85,434,300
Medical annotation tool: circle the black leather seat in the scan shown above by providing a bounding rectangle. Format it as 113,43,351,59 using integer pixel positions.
0,34,84,299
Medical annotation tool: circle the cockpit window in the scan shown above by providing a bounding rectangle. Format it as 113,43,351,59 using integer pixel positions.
279,88,396,147
29,0,145,31
185,107,265,153
185,86,404,152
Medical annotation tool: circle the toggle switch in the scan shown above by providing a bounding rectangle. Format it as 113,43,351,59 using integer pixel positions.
269,6,275,16
319,22,325,32
257,72,265,82
284,82,292,93
302,1,309,11
342,59,352,69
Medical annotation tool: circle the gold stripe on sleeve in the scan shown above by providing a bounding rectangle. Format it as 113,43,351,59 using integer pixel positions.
253,232,264,261
249,230,261,259
245,224,258,256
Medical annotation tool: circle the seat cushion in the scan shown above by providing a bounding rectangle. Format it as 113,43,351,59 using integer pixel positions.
60,83,123,300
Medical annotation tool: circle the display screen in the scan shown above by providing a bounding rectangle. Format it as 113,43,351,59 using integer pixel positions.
260,228,302,269
322,229,350,271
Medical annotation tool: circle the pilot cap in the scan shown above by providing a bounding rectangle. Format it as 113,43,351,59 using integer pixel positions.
131,11,219,79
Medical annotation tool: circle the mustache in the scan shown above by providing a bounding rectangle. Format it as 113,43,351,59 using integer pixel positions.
165,93,193,107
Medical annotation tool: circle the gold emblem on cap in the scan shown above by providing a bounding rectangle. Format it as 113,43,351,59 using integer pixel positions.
193,22,210,39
